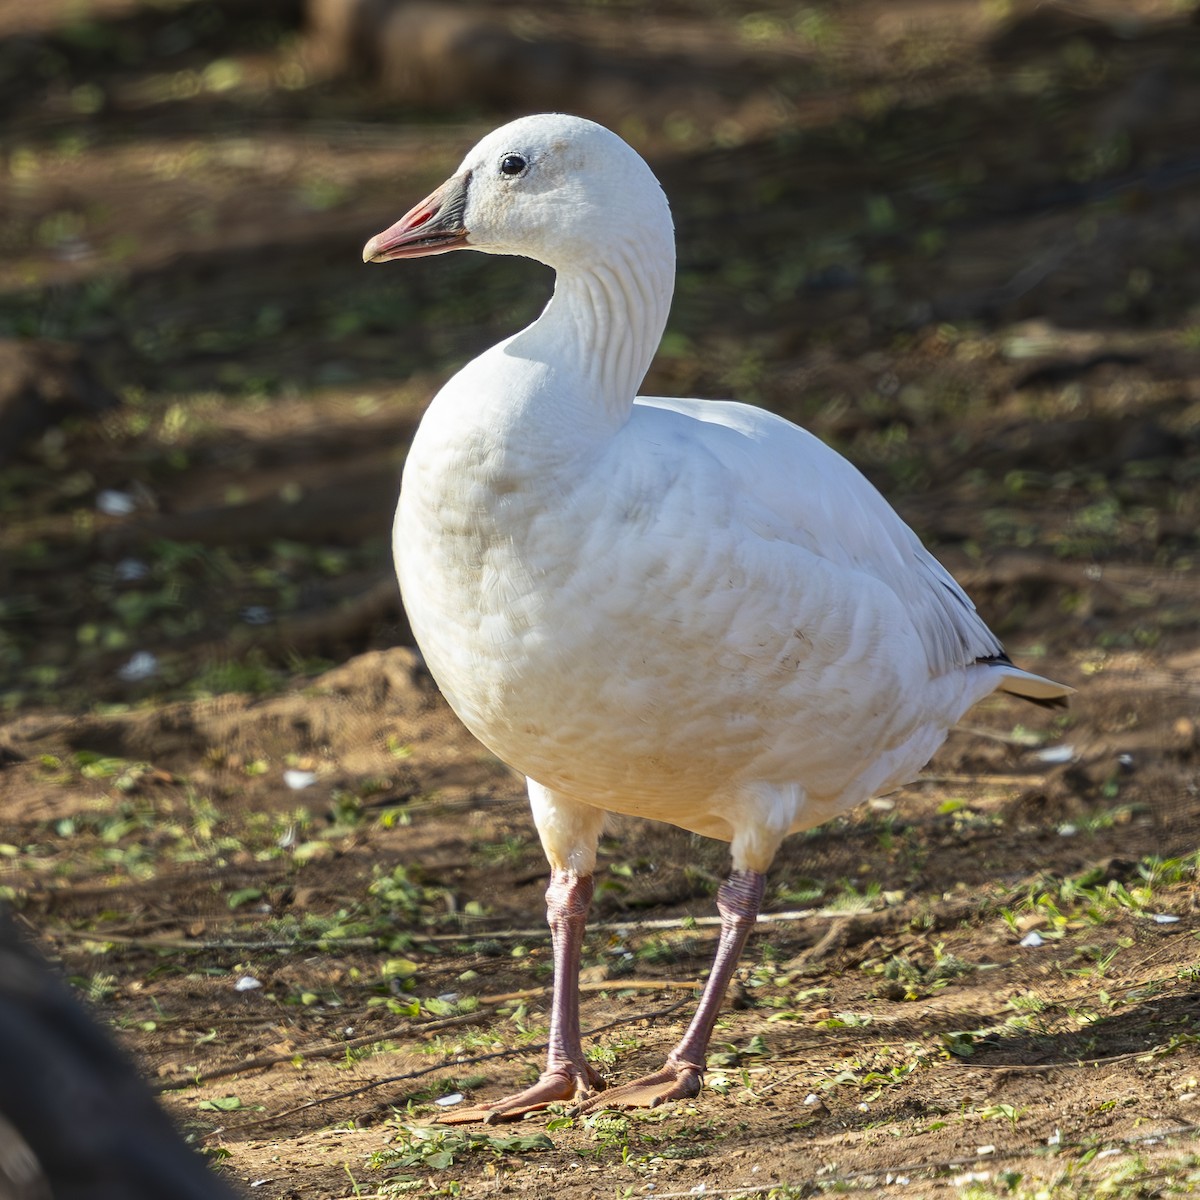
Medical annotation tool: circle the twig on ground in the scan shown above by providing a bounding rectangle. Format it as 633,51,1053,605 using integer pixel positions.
53,929,381,952
900,772,1047,788
479,978,701,1004
50,907,839,954
160,979,699,1091
204,1000,688,1137
968,1040,1187,1072
156,1011,484,1092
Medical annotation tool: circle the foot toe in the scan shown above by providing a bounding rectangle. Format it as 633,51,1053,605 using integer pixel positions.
573,1063,702,1115
433,1065,599,1125
435,1105,509,1126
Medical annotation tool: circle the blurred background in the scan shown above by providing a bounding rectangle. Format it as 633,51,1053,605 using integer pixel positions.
2,3,1200,1195
2,0,1198,705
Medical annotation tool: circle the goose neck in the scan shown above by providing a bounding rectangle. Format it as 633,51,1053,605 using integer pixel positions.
518,239,675,424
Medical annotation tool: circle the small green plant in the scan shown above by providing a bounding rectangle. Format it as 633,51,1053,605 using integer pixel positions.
196,1095,260,1113
370,1125,553,1173
84,972,118,1003
827,879,881,912
979,1102,1026,1129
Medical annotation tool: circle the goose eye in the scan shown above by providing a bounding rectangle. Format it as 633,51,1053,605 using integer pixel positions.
499,154,527,176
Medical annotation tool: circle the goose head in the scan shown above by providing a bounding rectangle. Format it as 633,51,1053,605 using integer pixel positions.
362,113,674,275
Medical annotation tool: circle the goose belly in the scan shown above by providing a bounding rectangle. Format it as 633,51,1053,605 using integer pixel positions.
397,494,740,812
395,460,941,829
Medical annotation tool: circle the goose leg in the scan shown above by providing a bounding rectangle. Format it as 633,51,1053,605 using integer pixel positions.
437,868,604,1124
575,868,766,1114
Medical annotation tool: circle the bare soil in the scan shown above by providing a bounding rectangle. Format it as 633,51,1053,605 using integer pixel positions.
1,2,1199,1198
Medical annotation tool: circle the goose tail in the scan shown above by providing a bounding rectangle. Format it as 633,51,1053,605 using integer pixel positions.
985,659,1075,709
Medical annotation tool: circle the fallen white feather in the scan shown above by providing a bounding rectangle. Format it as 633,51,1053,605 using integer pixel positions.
114,558,148,581
1033,744,1075,764
116,651,159,682
953,1172,990,1186
96,489,136,516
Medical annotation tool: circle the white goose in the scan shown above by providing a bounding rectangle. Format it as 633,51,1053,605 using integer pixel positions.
363,113,1072,1121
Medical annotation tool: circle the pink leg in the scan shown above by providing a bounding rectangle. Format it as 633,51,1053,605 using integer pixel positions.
576,868,766,1114
438,869,604,1124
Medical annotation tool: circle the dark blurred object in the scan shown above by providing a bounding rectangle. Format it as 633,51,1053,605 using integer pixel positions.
307,0,578,105
988,2,1129,59
974,414,1188,478
305,0,627,113
304,0,786,122
0,911,240,1200
0,340,119,465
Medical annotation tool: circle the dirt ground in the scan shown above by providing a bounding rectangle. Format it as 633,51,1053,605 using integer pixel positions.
2,1,1200,1197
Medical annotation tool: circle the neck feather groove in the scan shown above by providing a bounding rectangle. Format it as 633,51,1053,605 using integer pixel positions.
513,236,675,425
